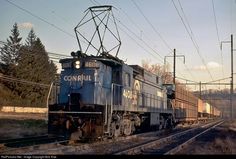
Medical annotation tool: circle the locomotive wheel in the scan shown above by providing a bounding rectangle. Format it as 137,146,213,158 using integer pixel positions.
114,124,121,137
159,123,163,130
110,122,121,138
70,129,82,141
123,119,132,136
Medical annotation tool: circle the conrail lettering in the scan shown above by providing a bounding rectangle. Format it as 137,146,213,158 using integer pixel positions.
64,75,92,82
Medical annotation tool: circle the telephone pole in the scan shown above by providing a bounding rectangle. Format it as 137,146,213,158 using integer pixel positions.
230,34,234,119
164,49,185,84
199,81,202,99
173,49,176,84
221,34,234,119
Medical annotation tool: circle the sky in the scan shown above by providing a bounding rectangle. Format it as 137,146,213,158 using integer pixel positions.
0,0,236,91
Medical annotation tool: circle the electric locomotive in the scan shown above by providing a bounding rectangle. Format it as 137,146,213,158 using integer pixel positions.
48,5,175,140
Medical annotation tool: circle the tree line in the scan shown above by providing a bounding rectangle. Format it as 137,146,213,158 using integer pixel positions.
0,23,57,107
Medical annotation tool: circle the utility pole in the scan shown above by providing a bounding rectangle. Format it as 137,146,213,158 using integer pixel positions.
164,49,185,84
173,49,176,84
221,34,235,119
199,81,202,99
230,34,234,119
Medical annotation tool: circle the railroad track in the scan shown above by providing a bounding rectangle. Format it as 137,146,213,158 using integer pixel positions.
113,120,224,155
26,125,198,155
0,120,219,155
0,128,184,155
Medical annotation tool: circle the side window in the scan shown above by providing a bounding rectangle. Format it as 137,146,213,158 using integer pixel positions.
112,70,120,84
125,73,131,87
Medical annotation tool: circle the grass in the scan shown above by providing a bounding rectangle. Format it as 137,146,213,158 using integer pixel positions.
0,119,47,139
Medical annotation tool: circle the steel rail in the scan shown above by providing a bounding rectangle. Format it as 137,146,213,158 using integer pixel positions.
113,120,223,155
164,120,224,154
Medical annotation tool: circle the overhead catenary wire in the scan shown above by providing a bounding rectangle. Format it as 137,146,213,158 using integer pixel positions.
171,0,214,81
206,76,231,83
211,0,225,77
0,40,69,65
2,0,188,80
177,0,199,50
112,1,157,45
4,0,186,79
4,0,75,39
131,0,172,52
115,7,189,79
130,0,195,80
175,0,199,80
88,0,167,64
117,25,162,62
118,23,187,79
176,76,198,83
0,74,51,88
3,0,197,81
114,2,188,79
117,19,164,63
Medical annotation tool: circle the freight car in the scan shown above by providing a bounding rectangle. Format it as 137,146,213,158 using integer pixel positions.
164,84,198,124
164,84,221,124
198,100,221,121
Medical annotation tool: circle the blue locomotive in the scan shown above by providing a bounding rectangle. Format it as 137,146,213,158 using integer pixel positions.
48,51,175,139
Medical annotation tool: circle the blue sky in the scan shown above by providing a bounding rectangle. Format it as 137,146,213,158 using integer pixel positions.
0,0,235,90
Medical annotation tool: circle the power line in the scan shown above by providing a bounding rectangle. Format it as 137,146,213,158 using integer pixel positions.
90,0,100,6
116,1,191,79
206,76,231,83
118,24,188,79
0,1,187,80
130,0,196,80
0,40,70,57
0,74,50,88
88,0,166,64
117,20,164,63
211,0,225,77
176,76,198,83
2,1,192,81
117,17,192,80
113,3,156,46
0,40,69,66
131,0,172,51
4,0,75,39
177,0,199,49
172,0,214,81
117,24,162,62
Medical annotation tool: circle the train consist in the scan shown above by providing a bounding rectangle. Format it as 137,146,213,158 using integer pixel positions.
47,5,221,140
165,84,221,124
198,99,221,121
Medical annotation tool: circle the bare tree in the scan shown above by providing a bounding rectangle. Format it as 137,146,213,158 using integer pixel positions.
141,59,173,84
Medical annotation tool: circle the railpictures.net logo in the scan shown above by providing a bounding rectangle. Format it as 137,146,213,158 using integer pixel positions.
1,155,57,159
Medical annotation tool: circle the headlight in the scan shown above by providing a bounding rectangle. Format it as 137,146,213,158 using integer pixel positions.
75,61,80,69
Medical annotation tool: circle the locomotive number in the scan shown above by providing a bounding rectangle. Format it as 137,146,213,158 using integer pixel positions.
85,61,99,68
